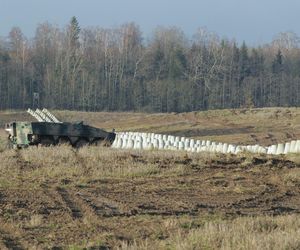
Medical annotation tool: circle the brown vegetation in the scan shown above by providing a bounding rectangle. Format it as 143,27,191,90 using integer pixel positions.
0,108,300,249
0,146,299,249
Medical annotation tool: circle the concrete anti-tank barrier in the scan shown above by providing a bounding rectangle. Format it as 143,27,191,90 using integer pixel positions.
113,131,300,155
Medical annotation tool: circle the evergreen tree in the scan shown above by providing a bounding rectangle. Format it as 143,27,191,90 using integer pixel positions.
272,49,283,74
239,41,250,81
66,16,82,109
69,16,81,50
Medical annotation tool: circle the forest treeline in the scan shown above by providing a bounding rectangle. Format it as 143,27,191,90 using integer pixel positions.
0,17,300,112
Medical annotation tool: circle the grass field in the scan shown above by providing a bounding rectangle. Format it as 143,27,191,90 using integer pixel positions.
0,108,300,249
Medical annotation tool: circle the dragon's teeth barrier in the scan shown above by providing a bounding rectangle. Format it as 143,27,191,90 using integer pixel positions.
25,109,300,155
112,131,300,155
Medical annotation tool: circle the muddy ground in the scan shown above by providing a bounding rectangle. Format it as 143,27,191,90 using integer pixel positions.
0,108,300,249
0,147,299,249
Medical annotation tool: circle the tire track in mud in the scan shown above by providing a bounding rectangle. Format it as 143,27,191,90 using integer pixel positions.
40,188,66,216
227,184,277,208
0,228,24,250
56,187,83,219
76,191,208,218
225,183,299,215
76,176,300,218
76,192,124,217
44,187,112,222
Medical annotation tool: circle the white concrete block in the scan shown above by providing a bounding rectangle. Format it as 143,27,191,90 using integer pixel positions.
184,138,190,148
276,144,284,155
227,145,236,154
158,140,165,150
234,146,242,154
222,143,228,154
260,147,267,154
269,144,277,155
216,143,223,153
284,142,291,154
153,139,159,148
134,140,143,150
126,139,134,149
290,140,297,153
253,145,259,153
117,138,123,148
296,140,300,153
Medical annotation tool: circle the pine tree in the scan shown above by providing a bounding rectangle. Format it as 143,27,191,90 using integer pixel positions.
66,16,82,109
272,49,283,74
69,16,80,50
239,41,250,81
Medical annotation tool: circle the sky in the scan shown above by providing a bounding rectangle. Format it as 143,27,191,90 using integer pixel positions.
0,0,299,46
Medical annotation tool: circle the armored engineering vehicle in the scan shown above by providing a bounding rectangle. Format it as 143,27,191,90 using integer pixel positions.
5,109,116,149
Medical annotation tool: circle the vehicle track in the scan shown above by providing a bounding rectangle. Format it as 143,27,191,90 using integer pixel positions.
76,192,124,217
56,187,83,219
225,183,300,215
77,191,217,217
40,188,67,216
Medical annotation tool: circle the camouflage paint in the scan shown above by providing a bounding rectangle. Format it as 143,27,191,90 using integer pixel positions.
5,121,115,148
15,122,33,146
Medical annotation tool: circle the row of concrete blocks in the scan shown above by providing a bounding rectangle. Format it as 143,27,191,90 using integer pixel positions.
111,132,300,155
267,140,300,154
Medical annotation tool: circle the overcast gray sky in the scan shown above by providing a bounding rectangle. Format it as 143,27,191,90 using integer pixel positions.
1,0,299,45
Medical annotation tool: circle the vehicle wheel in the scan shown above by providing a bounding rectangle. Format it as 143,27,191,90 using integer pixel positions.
40,136,55,146
58,137,71,146
91,139,105,146
75,138,89,148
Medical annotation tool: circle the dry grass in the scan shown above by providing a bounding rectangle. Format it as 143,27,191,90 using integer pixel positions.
283,168,300,185
0,145,299,249
119,215,300,250
286,153,300,165
27,214,44,228
0,130,6,152
0,108,300,249
0,146,217,188
0,145,297,189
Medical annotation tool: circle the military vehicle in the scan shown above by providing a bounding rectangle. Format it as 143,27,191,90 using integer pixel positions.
5,109,116,149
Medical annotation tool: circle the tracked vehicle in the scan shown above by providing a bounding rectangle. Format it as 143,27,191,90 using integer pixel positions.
5,109,116,149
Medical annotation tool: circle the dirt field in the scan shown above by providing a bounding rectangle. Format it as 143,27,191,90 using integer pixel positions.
0,108,300,249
